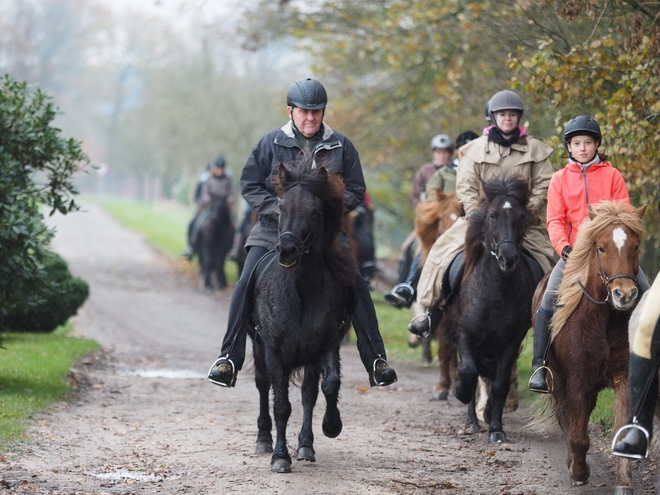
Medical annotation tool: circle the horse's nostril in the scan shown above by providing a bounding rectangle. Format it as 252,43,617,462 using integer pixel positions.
630,287,638,300
612,288,623,300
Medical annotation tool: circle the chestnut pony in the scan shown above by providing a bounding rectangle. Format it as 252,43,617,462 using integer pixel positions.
532,201,646,493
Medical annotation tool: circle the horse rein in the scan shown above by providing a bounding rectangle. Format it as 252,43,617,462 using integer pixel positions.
578,246,638,305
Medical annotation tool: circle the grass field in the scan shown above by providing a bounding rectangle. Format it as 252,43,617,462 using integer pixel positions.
0,323,99,449
91,194,615,429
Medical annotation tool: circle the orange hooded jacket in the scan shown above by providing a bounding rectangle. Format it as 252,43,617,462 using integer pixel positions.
546,160,630,256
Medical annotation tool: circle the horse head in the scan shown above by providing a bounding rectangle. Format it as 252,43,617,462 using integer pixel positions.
272,159,345,269
584,202,647,310
477,176,532,273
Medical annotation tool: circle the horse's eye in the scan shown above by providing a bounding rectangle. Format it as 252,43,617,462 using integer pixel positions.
489,213,496,219
598,246,606,254
634,245,639,252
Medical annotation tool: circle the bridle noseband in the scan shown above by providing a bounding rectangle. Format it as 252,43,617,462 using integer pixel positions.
488,238,522,261
578,246,638,305
277,228,314,268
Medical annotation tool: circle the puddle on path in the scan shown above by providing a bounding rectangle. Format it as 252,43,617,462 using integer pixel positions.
120,368,206,379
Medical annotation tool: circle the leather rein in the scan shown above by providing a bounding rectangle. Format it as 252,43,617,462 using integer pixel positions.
578,246,638,305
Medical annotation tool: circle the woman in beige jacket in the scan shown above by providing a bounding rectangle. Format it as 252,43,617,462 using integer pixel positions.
408,89,556,338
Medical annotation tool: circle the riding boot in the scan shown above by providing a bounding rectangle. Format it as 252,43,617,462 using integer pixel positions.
385,252,421,308
528,308,553,393
352,276,398,387
407,303,443,339
612,353,658,459
207,246,269,388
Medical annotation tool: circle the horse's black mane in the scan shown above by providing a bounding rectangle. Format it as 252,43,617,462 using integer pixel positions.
464,175,532,276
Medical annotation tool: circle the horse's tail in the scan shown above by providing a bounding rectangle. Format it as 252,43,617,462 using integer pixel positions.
524,393,559,435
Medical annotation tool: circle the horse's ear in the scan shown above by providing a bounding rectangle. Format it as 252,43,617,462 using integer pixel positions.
635,204,647,219
277,163,292,183
587,204,597,221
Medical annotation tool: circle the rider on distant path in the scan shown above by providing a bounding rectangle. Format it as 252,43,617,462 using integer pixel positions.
182,155,233,260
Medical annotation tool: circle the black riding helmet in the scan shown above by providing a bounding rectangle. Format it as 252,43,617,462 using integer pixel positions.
564,116,601,158
564,116,601,143
286,78,328,110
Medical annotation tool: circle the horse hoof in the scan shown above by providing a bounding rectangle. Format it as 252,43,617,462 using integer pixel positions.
489,431,507,444
570,478,588,487
256,441,273,454
614,487,633,495
432,391,448,401
465,422,480,435
297,446,316,462
322,417,343,438
271,458,291,473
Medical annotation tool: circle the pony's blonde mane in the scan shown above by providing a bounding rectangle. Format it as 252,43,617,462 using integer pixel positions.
550,201,645,338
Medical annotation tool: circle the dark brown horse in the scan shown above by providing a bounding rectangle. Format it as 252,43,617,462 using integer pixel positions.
533,201,646,492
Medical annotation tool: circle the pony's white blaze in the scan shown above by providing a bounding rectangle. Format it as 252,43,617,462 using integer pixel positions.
450,213,458,221
502,201,512,209
612,227,627,252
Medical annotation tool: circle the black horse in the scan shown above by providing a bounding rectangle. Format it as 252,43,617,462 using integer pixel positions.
197,198,234,290
249,159,356,473
447,175,536,443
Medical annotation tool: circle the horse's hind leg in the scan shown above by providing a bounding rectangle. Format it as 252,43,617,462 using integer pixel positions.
270,366,293,473
297,364,320,462
320,348,342,439
253,339,272,454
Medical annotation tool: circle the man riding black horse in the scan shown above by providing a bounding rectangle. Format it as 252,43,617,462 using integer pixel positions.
207,77,397,389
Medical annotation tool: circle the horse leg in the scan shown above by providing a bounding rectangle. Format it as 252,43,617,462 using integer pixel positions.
612,374,633,493
216,257,227,290
320,347,342,439
465,394,481,435
253,338,272,454
453,332,478,405
565,387,598,485
270,365,293,473
505,362,519,413
475,378,489,421
433,322,454,401
297,364,320,463
422,336,433,365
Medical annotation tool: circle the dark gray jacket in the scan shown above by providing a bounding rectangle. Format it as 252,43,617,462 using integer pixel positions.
242,120,366,249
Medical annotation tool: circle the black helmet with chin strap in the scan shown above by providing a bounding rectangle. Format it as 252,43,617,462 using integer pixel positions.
210,154,226,169
563,116,601,143
286,78,328,110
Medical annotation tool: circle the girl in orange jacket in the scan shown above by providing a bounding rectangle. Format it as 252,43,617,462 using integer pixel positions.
528,116,650,393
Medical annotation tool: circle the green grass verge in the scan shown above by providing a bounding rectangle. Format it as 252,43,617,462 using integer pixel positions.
91,196,240,286
92,195,615,429
0,323,99,449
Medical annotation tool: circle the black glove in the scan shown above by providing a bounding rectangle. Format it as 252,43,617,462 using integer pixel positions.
561,245,573,261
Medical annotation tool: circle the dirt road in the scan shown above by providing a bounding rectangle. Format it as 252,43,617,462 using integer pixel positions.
0,204,656,494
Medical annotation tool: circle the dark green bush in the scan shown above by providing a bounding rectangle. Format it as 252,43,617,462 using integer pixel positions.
3,252,89,333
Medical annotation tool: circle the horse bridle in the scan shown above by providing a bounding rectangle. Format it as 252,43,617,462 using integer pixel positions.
277,228,315,268
488,238,521,261
578,246,638,305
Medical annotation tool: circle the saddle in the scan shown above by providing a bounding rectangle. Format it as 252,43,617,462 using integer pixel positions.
244,249,277,308
440,249,544,297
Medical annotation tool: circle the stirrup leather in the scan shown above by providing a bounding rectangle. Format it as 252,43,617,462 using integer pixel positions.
527,365,554,394
611,424,650,459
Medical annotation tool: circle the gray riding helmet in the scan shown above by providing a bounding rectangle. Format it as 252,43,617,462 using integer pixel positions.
488,90,524,122
210,154,226,169
286,78,328,110
430,134,455,151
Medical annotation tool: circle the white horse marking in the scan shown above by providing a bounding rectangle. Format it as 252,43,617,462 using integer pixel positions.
612,227,627,252
450,213,458,221
502,201,512,210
